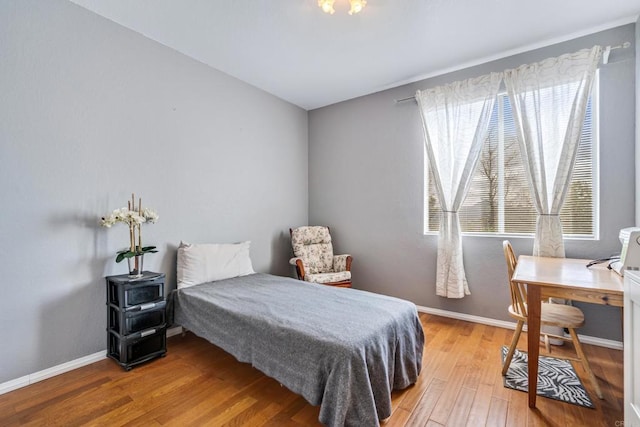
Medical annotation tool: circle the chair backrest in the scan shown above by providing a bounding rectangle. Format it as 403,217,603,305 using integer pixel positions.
503,240,527,318
290,226,334,274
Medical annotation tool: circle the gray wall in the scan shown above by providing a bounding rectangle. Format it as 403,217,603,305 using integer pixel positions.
308,25,635,341
0,0,308,383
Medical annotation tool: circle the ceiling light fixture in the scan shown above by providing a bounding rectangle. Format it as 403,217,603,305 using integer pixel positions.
318,0,336,14
347,0,366,15
318,0,366,15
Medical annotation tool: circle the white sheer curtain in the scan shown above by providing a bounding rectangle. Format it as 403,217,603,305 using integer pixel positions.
416,72,502,298
504,46,602,257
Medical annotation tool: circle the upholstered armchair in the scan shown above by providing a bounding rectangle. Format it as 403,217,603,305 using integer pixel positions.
289,226,352,288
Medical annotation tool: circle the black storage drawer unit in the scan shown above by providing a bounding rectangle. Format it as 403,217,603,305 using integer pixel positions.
108,301,166,335
107,273,164,308
106,271,167,370
108,328,166,367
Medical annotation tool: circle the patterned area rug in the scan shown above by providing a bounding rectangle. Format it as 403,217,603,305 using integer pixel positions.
501,346,594,408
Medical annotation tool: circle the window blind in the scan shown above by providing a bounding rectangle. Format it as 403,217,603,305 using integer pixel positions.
425,83,596,237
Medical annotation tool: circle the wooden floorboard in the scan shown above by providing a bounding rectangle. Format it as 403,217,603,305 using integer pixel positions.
0,313,623,426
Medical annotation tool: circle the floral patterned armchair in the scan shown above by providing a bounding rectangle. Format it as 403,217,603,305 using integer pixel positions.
289,226,352,288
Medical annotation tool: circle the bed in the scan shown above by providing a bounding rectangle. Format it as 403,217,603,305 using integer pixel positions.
170,242,424,426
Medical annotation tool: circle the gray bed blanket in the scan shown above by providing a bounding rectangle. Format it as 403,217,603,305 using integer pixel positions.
171,273,424,426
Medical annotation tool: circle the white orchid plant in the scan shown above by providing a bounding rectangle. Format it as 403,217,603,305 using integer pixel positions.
101,194,159,263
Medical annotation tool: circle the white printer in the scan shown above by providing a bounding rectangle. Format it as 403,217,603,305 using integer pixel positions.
610,227,640,276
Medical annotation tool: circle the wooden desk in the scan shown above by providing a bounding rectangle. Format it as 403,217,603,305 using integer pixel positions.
511,255,624,408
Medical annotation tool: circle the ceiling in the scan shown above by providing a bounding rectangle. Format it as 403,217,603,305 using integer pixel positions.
69,0,640,110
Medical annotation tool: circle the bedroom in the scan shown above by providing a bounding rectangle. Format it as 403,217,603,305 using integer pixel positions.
0,0,638,425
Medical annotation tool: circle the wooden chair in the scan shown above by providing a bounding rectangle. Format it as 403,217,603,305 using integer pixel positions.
289,226,352,288
502,240,603,399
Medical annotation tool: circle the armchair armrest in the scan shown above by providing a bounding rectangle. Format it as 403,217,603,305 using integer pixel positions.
333,254,353,272
289,257,306,280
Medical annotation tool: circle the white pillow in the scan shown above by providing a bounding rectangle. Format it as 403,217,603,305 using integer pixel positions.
177,241,255,289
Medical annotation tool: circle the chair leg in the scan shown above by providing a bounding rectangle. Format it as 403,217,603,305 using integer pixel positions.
502,320,524,376
543,334,551,353
568,328,603,399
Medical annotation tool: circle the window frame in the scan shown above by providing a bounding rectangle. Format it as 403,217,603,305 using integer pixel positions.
423,73,600,240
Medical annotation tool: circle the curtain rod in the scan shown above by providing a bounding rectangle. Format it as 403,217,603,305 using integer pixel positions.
394,42,631,104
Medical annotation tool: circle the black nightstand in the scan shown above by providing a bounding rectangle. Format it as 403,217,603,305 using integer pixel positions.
105,271,167,370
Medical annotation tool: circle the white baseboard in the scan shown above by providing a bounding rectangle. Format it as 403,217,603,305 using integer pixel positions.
0,326,184,396
0,375,30,396
166,325,183,337
0,350,106,396
416,305,623,350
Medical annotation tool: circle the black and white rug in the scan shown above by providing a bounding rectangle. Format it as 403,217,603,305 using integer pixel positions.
501,346,594,408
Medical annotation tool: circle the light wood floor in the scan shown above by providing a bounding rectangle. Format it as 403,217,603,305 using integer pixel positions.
0,313,623,426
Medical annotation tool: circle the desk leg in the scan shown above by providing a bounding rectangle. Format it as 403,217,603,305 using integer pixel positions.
527,284,541,408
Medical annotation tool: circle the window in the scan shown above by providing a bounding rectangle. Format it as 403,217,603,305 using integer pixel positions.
424,79,598,238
